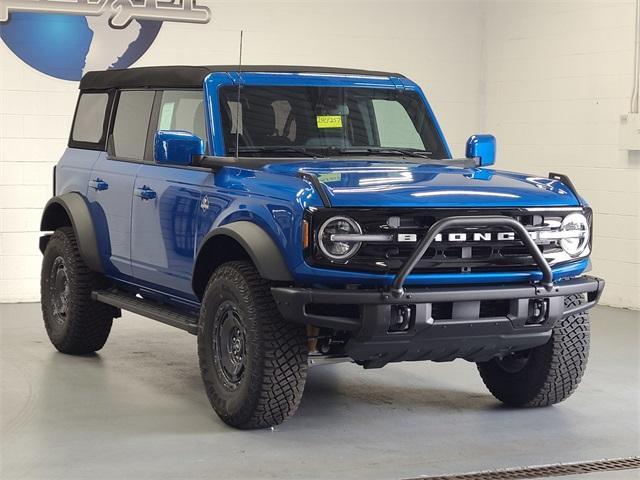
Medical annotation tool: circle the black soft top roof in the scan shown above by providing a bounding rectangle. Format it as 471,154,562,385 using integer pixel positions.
79,65,405,91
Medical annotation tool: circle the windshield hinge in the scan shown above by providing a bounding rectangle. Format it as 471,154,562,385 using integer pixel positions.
389,76,405,90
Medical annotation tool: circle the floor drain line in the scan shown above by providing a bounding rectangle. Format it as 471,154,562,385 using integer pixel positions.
404,457,640,480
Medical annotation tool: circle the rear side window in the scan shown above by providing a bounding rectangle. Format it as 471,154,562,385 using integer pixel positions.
70,93,110,147
111,90,155,161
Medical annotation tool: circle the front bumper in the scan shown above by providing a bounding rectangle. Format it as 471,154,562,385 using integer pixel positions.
272,275,604,368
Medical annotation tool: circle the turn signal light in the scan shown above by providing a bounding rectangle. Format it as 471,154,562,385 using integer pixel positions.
302,219,310,250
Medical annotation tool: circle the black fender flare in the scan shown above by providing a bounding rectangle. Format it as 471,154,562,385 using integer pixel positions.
192,221,293,296
40,192,103,273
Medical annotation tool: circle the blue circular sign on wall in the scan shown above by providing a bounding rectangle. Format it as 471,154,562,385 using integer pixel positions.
0,12,162,81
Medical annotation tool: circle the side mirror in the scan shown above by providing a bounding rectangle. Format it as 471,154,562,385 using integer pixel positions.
466,134,496,167
154,130,205,166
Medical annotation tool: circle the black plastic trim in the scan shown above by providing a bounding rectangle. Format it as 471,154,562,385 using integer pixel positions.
193,221,293,294
40,193,103,273
549,172,581,204
144,90,162,164
92,289,198,334
273,275,603,367
298,172,331,207
271,275,604,331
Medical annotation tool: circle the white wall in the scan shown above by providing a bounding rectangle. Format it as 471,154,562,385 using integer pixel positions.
0,0,484,302
1,0,638,309
483,0,640,309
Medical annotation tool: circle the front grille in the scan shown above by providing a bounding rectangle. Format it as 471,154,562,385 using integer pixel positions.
307,208,588,274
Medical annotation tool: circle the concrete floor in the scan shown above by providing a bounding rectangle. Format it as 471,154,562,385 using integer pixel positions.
1,303,638,480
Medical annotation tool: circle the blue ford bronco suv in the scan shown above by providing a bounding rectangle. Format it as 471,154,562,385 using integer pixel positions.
40,65,604,429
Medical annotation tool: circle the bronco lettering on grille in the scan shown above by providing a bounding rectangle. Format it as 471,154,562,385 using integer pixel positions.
430,231,519,242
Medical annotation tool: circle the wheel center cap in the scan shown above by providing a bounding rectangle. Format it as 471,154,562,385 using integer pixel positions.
230,333,244,360
214,302,248,388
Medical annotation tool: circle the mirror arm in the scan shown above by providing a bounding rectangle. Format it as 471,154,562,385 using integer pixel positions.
446,157,481,168
192,155,236,171
192,155,269,171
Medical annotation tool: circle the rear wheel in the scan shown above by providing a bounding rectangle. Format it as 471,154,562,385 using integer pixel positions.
41,227,115,354
198,261,308,429
477,294,590,407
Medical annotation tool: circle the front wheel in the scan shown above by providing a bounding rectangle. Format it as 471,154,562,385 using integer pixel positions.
198,261,308,429
477,294,590,407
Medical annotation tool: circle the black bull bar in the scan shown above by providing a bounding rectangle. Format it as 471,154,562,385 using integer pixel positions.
271,215,604,366
389,215,554,297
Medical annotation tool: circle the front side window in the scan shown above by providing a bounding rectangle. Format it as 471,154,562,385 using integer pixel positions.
372,99,424,149
157,90,207,150
111,90,155,160
218,86,446,158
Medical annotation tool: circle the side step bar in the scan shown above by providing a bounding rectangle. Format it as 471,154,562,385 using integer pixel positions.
92,290,199,335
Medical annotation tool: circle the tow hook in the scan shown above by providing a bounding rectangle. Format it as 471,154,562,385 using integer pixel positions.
389,305,413,332
527,298,548,325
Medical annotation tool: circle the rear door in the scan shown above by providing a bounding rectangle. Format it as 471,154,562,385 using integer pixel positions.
130,90,213,299
87,90,155,278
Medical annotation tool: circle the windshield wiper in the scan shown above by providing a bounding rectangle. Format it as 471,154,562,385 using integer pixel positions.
229,146,320,158
380,148,433,159
331,147,433,159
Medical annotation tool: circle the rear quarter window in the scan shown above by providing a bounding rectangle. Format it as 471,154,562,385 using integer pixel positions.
70,92,111,149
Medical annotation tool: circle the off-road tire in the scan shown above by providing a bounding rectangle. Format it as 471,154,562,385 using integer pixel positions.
41,227,114,354
198,261,308,429
477,294,589,407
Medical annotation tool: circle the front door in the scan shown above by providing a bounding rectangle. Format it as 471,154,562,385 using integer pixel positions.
130,90,212,299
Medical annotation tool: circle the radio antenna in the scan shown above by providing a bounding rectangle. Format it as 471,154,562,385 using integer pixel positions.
234,30,244,160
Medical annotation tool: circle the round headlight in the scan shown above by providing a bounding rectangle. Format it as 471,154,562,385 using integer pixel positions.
318,216,362,261
560,213,590,257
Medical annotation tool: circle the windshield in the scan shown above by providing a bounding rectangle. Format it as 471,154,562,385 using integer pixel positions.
218,86,448,158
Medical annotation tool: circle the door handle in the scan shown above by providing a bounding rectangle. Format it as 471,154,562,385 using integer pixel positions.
89,178,109,191
134,186,157,200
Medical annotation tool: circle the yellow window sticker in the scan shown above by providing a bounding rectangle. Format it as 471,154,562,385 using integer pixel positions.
316,115,343,129
318,172,342,183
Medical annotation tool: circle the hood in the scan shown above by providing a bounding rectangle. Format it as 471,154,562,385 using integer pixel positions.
263,160,580,208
